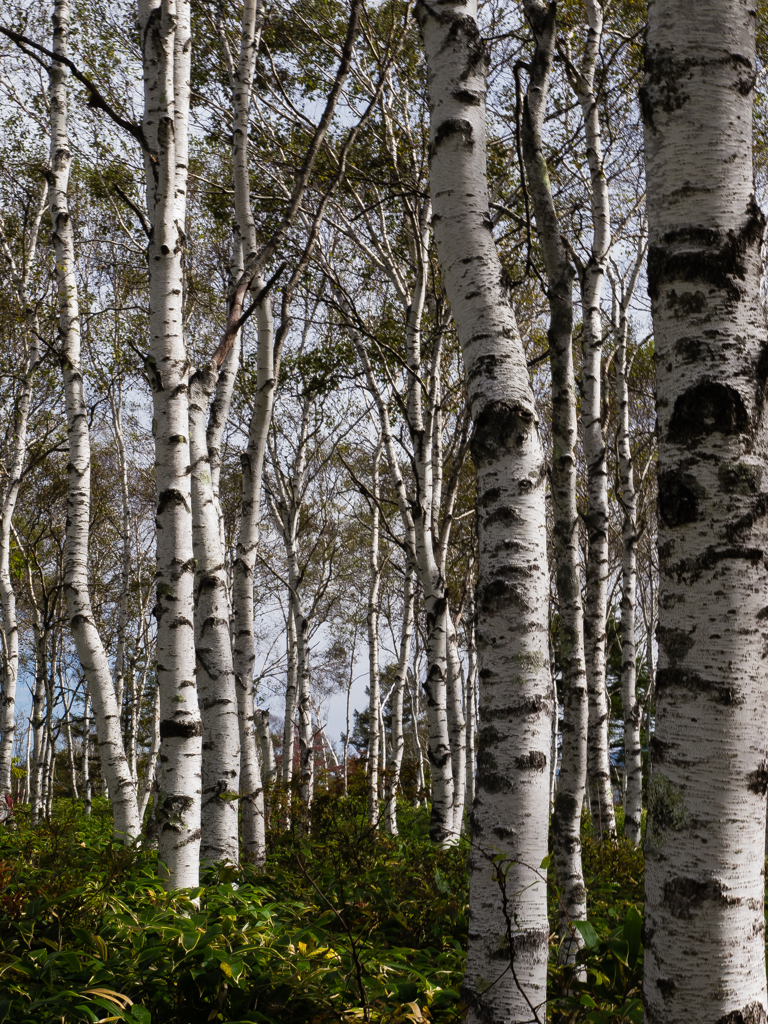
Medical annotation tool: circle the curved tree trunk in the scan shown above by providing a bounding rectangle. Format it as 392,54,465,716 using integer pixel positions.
48,0,139,842
421,2,552,1018
642,2,768,1020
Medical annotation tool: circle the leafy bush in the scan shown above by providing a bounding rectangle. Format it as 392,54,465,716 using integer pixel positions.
0,798,467,1023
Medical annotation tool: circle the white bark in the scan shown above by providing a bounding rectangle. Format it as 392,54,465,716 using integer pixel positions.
109,385,131,721
217,0,269,866
0,186,45,796
282,602,298,791
138,689,161,823
349,325,455,844
562,0,615,840
642,2,768,1020
189,363,241,865
255,708,276,783
445,617,466,836
367,440,383,825
420,2,552,1018
610,235,646,849
49,0,139,841
295,600,314,814
384,563,415,835
140,0,201,886
520,0,587,948
464,591,477,812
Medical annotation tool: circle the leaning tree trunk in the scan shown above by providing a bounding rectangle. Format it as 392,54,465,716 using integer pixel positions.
48,0,139,841
520,0,588,951
140,0,201,887
642,2,768,1021
420,2,552,1019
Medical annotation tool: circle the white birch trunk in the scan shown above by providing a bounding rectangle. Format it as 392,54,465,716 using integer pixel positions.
611,242,646,849
421,2,552,1017
139,689,161,823
642,2,768,1019
219,0,269,867
140,0,201,887
189,364,241,865
295,600,314,814
384,563,415,835
109,386,131,720
255,708,276,783
0,189,45,797
30,617,46,825
560,0,616,840
445,618,466,836
464,592,477,812
63,697,78,800
367,441,383,825
282,602,298,792
49,0,139,841
520,0,587,948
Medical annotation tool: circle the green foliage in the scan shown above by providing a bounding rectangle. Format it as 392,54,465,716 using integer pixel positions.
0,798,659,1024
0,799,467,1023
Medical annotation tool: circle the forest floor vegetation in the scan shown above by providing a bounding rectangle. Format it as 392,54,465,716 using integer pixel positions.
0,793,650,1023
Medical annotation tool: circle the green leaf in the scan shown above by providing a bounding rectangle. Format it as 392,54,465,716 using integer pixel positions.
623,905,643,966
574,921,601,949
539,854,552,870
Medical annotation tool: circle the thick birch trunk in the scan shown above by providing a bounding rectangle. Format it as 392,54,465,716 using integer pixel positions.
421,2,552,1018
520,0,588,946
140,0,201,887
189,365,240,865
49,0,139,841
642,3,768,1020
384,564,415,835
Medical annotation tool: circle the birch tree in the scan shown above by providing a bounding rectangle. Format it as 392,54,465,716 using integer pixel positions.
48,0,139,841
520,0,588,947
420,0,551,1017
642,1,768,1020
140,0,201,886
0,183,46,797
